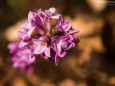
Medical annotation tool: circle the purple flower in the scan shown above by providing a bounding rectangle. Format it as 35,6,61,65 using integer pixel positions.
32,37,50,59
8,7,80,69
51,34,79,65
8,41,35,72
18,10,45,48
44,7,61,19
43,7,61,30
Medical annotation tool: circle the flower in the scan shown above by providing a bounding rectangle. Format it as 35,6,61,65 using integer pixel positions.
51,34,79,65
8,7,79,70
32,37,50,59
8,41,35,72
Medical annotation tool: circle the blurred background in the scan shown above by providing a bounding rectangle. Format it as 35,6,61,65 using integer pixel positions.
0,0,115,86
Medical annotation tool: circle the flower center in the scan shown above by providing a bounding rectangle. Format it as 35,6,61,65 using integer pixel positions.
41,43,46,47
50,27,58,35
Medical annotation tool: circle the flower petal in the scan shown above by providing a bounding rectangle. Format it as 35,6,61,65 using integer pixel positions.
58,16,64,26
57,44,62,53
28,11,34,24
34,45,44,54
62,22,72,32
21,47,30,53
18,41,28,48
18,31,26,39
20,23,31,29
58,51,67,57
27,27,35,37
68,30,80,35
51,14,61,19
55,54,59,66
44,47,50,57
49,7,56,13
8,41,19,53
29,55,35,63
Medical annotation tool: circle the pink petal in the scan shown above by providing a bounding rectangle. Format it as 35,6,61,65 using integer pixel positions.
58,51,67,57
44,47,50,57
27,27,35,37
32,38,43,45
29,56,35,63
55,54,59,66
18,41,28,48
57,44,61,53
58,16,64,26
68,30,80,35
8,41,19,53
18,31,26,39
22,48,30,53
20,23,31,29
28,11,34,23
61,41,68,49
47,22,51,30
49,7,56,13
63,22,72,32
65,43,73,50
34,45,44,54
32,38,39,45
51,14,61,19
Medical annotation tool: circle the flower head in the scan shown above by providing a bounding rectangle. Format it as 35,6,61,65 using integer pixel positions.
8,7,79,70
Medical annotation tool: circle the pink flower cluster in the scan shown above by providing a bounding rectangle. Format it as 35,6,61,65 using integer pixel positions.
8,7,79,70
